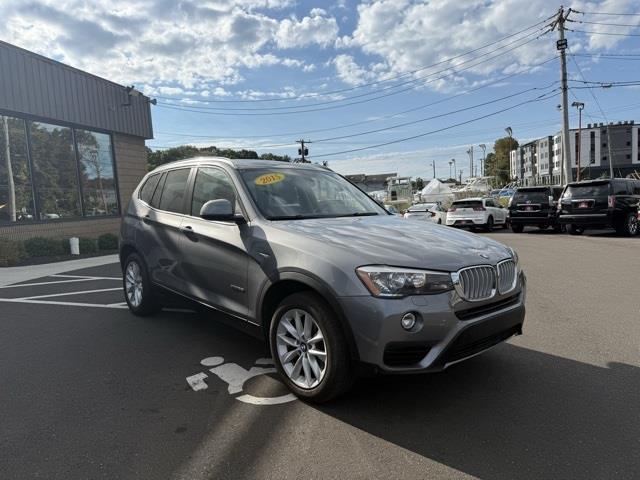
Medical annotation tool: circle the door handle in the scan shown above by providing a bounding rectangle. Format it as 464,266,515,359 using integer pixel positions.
180,225,195,235
142,214,151,224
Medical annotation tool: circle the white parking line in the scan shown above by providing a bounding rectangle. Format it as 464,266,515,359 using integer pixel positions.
50,274,121,280
0,298,128,309
0,277,120,289
18,287,122,301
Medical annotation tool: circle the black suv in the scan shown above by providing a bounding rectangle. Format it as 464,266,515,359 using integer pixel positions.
508,186,564,233
558,178,640,236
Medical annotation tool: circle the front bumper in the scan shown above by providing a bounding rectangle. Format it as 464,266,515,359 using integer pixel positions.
338,271,526,373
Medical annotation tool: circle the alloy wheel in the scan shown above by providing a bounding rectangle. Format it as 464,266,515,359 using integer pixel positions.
125,260,143,307
628,215,638,235
276,308,327,389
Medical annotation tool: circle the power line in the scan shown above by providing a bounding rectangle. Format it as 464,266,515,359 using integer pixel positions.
150,17,555,105
570,20,640,27
574,10,640,16
570,53,640,60
307,90,558,159
156,32,551,116
155,56,559,140
313,83,558,143
568,28,640,36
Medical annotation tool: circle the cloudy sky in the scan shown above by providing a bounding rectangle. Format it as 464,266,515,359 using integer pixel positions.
1,0,639,179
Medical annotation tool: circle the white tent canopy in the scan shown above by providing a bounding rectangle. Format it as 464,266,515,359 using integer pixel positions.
419,179,455,203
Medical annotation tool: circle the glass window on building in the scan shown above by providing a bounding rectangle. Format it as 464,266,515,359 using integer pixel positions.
0,115,35,223
75,129,118,216
29,121,81,220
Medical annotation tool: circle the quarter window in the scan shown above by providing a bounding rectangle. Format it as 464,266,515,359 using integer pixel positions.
158,169,190,213
139,173,161,205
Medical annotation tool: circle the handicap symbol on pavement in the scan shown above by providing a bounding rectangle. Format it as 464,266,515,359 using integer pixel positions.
186,356,297,405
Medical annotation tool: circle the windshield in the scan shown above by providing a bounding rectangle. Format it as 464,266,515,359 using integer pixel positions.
563,182,611,199
513,189,548,203
239,168,387,220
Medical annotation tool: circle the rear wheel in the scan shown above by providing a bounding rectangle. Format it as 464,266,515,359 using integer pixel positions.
616,212,638,236
511,224,524,233
484,216,494,232
123,253,162,316
270,292,354,403
552,223,562,233
567,224,584,236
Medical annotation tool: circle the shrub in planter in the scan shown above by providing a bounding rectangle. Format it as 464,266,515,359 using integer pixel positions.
24,237,64,257
0,239,27,266
79,237,98,254
97,233,118,251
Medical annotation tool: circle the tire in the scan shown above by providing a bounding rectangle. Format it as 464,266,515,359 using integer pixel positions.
552,224,562,233
123,253,162,316
270,291,354,403
615,212,639,236
511,224,524,233
566,224,584,236
484,216,494,232
437,218,442,225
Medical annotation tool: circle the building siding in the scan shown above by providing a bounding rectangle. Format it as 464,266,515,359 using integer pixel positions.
0,40,153,139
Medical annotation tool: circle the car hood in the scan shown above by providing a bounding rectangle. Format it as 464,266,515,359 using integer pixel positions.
266,215,512,272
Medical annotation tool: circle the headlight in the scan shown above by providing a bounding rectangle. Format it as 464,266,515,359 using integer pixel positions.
508,247,519,265
356,266,453,297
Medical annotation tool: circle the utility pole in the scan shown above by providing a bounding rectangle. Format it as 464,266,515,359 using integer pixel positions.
451,158,456,182
430,160,436,179
296,139,311,163
571,101,584,181
448,160,453,180
467,146,474,179
606,124,614,179
479,144,486,177
551,6,573,185
459,169,463,184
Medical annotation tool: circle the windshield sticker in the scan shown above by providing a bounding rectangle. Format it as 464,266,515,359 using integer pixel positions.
255,173,285,186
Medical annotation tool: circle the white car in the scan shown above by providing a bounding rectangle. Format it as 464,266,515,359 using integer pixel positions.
446,197,508,231
404,203,447,224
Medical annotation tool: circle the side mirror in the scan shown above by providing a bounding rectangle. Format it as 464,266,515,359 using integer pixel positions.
200,199,237,222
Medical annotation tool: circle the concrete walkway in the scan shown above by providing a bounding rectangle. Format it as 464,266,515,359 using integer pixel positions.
0,254,119,287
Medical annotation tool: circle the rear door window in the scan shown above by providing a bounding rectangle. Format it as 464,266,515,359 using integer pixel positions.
158,168,191,214
612,180,629,195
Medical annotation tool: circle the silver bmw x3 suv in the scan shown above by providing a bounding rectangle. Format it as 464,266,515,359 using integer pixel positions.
120,157,526,402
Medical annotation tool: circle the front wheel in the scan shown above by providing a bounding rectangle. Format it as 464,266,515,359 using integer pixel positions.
270,292,354,403
123,253,162,316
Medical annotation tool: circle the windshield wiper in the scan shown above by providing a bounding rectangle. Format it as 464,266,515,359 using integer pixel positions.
334,212,380,218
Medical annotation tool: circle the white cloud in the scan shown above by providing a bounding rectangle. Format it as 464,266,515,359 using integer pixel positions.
275,9,339,48
0,0,335,92
333,54,378,85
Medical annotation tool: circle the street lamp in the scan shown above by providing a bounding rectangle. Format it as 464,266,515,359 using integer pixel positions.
571,101,584,182
448,160,453,180
479,143,486,177
451,158,456,182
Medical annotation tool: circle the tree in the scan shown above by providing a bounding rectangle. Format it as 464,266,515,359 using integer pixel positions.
415,177,424,190
146,145,291,171
485,137,518,186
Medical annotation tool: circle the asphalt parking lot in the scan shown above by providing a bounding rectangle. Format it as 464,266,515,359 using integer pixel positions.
1,230,639,480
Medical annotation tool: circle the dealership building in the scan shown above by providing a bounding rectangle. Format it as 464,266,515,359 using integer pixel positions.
0,40,152,242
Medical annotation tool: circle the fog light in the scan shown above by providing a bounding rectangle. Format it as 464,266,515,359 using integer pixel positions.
401,312,417,331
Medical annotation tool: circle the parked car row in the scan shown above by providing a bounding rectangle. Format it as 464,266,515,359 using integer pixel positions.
401,178,640,237
509,179,640,236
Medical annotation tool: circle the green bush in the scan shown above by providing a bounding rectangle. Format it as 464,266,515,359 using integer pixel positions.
79,237,98,254
97,233,118,251
24,237,64,257
0,238,27,266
